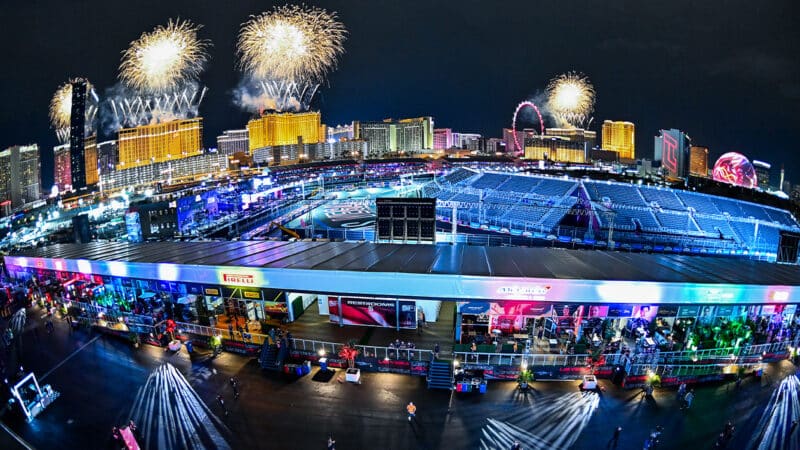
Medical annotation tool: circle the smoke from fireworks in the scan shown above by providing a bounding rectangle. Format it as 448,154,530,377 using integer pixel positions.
49,79,99,142
120,19,209,93
236,4,346,112
546,72,595,128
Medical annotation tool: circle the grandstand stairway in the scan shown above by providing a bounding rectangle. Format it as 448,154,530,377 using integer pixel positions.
259,343,281,371
427,360,454,390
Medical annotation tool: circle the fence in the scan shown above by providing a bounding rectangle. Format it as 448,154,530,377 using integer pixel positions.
453,339,798,369
291,337,433,362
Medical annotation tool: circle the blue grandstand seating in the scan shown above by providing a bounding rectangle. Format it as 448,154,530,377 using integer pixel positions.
531,178,577,197
496,176,541,193
450,193,480,203
654,211,698,232
469,173,510,190
585,182,648,207
732,201,773,222
676,192,721,215
693,216,736,239
640,187,685,211
505,205,549,226
766,208,799,227
611,208,660,231
441,168,476,185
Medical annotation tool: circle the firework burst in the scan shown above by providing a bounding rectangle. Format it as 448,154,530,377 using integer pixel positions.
237,5,346,83
120,19,209,93
546,72,595,128
49,82,75,130
49,79,99,142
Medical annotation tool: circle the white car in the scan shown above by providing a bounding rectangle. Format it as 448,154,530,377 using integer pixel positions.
582,374,598,390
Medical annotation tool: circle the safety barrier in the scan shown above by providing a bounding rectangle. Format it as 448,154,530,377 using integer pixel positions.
290,338,433,362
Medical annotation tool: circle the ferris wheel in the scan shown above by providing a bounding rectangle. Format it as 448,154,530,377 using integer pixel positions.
511,101,545,154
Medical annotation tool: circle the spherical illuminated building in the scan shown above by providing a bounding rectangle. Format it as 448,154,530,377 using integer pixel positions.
712,152,757,189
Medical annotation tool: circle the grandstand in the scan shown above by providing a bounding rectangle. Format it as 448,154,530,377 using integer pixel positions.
427,170,800,260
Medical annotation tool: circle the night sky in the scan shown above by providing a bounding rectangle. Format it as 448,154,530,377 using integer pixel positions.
1,0,798,189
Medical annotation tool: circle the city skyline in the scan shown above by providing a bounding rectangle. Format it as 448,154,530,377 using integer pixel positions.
1,0,798,188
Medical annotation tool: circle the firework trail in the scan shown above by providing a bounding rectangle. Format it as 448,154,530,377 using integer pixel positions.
120,19,209,93
546,72,595,128
235,4,346,112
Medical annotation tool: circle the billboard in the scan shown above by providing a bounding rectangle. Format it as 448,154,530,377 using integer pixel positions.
328,297,417,329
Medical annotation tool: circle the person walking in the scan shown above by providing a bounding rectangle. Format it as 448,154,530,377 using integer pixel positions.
406,401,417,422
217,394,229,416
230,376,240,400
45,319,54,334
607,426,622,448
683,390,694,409
327,435,336,450
510,441,521,450
677,382,686,400
228,323,234,340
433,343,440,360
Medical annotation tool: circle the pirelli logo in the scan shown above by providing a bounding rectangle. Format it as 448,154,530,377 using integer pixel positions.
223,274,255,285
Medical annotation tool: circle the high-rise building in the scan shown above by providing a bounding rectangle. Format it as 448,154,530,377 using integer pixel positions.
247,111,323,153
654,129,691,179
216,129,250,155
546,128,597,150
354,117,434,158
53,144,72,191
97,140,119,174
601,120,635,160
689,146,709,177
117,118,203,170
433,128,453,150
452,132,482,151
0,145,41,207
84,135,98,186
503,128,538,154
69,79,88,189
753,160,772,190
523,136,586,163
54,136,99,193
484,138,505,154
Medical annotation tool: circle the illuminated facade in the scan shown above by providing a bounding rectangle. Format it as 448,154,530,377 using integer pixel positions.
601,120,635,160
523,136,586,163
69,79,88,189
247,111,323,153
217,129,250,155
354,117,433,157
546,128,597,150
0,144,41,207
84,135,98,186
433,128,453,150
753,160,772,190
452,132,482,151
689,146,709,177
97,140,119,173
654,129,691,179
53,144,72,191
118,118,203,170
503,128,536,154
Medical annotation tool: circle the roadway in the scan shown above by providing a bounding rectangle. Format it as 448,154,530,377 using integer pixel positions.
0,304,797,450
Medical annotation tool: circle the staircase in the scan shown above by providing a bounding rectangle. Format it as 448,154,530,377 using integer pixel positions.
259,344,281,371
427,360,454,390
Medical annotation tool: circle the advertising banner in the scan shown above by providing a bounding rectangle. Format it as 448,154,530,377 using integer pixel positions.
608,304,634,318
678,305,700,317
656,305,679,317
587,305,609,318
631,305,659,322
329,297,416,329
